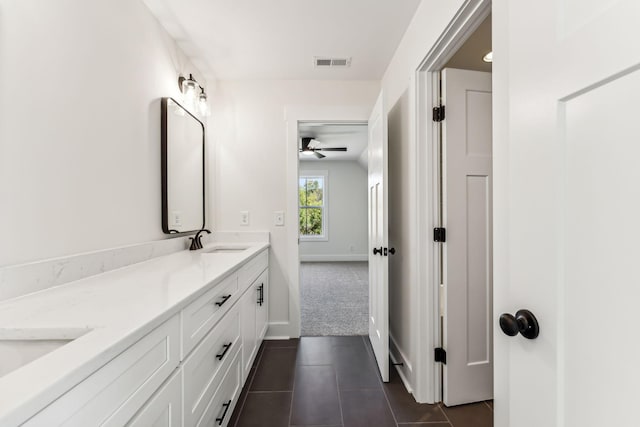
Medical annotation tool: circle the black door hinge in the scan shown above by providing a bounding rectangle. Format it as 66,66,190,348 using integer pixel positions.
434,227,446,242
433,105,445,122
435,347,447,364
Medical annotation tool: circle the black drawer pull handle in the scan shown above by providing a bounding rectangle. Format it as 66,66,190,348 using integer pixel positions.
216,399,232,425
215,294,232,307
372,247,383,256
216,342,232,360
257,283,264,306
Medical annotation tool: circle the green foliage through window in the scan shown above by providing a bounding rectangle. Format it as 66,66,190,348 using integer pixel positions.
299,177,324,236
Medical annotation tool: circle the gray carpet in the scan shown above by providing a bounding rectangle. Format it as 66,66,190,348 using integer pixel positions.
300,261,369,336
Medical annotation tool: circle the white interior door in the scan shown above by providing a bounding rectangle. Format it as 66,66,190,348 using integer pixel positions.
494,1,640,426
368,92,389,382
441,68,493,406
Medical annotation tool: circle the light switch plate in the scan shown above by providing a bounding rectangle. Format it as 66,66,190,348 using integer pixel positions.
240,211,250,226
274,211,285,226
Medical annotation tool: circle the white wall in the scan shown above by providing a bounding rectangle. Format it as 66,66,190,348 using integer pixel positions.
0,0,209,267
212,80,379,328
387,88,415,381
299,161,368,261
380,0,466,400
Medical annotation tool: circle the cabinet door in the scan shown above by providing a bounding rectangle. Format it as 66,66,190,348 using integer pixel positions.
24,316,180,427
256,270,269,342
126,371,181,427
240,283,257,380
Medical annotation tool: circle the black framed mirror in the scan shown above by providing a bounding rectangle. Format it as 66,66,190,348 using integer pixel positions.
161,97,205,234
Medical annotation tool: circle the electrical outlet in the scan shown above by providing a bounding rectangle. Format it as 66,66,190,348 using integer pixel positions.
240,211,250,226
171,211,182,227
274,211,285,226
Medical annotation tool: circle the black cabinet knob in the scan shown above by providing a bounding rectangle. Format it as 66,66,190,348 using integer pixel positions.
499,309,539,339
373,247,383,256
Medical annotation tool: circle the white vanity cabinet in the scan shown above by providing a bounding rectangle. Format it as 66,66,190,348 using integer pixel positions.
19,248,269,427
181,248,268,427
24,315,181,427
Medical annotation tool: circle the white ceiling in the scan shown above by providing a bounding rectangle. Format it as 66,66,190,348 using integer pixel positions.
143,0,422,80
299,123,368,162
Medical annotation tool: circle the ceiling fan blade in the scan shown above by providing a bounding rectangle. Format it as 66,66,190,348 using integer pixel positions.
315,147,347,151
301,137,313,151
314,152,326,159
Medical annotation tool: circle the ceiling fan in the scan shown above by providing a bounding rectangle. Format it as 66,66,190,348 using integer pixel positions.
299,137,347,159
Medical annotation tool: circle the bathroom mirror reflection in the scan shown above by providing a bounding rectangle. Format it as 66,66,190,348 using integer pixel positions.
161,97,205,234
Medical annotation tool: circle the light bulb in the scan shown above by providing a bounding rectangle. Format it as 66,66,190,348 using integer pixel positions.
181,74,198,109
198,91,210,116
482,51,493,63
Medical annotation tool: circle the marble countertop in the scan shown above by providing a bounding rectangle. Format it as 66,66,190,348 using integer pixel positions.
0,239,269,426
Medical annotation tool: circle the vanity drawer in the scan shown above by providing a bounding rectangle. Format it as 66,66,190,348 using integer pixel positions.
195,348,242,427
126,370,182,427
238,249,268,290
24,315,180,427
182,305,241,427
182,272,238,358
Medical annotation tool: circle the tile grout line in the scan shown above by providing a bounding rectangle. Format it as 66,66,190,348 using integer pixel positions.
287,345,299,427
333,363,346,427
230,342,266,427
397,423,455,425
362,335,400,427
437,403,454,427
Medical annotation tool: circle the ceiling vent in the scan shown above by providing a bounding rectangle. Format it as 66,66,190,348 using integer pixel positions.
314,57,352,68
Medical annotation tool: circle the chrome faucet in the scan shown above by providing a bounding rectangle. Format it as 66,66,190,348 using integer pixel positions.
189,228,211,250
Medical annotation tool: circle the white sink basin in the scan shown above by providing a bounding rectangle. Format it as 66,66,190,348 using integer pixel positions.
0,328,92,378
201,246,249,254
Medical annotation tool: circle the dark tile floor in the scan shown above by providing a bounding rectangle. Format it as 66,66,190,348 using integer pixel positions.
229,336,493,427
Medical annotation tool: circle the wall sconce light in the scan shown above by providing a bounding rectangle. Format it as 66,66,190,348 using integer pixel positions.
178,73,210,116
197,88,210,117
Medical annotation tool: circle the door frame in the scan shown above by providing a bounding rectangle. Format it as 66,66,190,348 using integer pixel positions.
279,105,371,339
413,0,491,403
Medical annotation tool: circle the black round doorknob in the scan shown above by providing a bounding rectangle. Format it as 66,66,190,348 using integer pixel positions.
499,309,540,339
373,247,383,256
388,248,396,255
499,313,520,336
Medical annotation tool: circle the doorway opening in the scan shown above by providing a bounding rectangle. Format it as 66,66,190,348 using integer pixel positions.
297,122,370,336
433,11,493,406
414,0,493,411
437,12,493,408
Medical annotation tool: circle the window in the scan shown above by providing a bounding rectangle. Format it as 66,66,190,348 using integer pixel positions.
299,172,328,240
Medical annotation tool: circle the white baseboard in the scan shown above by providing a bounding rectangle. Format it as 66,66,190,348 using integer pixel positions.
390,333,414,394
266,321,294,339
299,254,368,262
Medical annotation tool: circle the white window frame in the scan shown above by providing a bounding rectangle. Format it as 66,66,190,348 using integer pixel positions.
298,170,328,241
